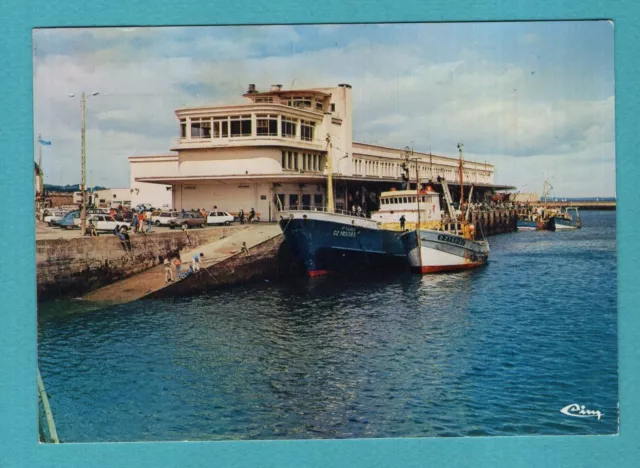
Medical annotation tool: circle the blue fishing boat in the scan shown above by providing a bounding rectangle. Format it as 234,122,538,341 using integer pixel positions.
278,209,406,277
278,135,408,277
517,215,539,231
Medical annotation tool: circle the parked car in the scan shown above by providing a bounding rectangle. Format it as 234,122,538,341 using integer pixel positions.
154,211,179,226
206,211,234,226
168,212,206,229
44,210,68,226
86,214,131,232
58,210,114,229
58,210,81,229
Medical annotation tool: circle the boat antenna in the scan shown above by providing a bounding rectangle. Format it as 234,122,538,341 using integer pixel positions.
406,145,423,270
325,134,334,213
406,146,421,228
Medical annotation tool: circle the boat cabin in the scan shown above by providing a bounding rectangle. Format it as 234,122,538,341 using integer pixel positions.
371,188,443,231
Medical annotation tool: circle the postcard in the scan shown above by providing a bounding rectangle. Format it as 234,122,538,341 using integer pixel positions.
33,22,616,444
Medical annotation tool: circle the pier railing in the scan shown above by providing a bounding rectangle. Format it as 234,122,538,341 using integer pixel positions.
37,367,60,444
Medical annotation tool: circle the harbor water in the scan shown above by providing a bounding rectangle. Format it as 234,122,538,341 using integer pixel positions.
37,210,618,442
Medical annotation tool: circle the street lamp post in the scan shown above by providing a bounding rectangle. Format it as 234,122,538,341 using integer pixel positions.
70,91,99,235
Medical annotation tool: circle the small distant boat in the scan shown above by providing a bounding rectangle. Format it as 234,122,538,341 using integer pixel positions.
553,207,582,230
517,213,539,231
537,215,556,231
516,207,555,231
400,143,490,274
533,175,557,231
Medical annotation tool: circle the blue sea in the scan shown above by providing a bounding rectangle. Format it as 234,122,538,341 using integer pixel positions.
37,210,618,442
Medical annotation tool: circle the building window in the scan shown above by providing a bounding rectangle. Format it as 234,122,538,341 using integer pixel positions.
287,96,312,109
281,117,297,138
230,115,252,137
256,114,278,136
180,119,187,138
316,101,323,111
190,118,211,139
213,118,228,138
301,120,314,142
282,151,299,170
254,96,273,103
330,103,336,112
201,119,212,138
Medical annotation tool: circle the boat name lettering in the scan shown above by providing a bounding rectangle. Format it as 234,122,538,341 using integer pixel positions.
437,234,466,246
333,227,357,238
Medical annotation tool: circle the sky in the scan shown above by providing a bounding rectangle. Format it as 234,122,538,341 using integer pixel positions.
33,22,615,197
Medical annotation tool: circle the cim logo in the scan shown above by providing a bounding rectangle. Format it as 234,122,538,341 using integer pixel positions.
560,404,603,420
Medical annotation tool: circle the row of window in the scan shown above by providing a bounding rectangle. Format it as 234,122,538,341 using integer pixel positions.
381,196,432,205
276,193,324,210
353,158,491,182
282,151,324,171
181,115,316,141
250,95,334,113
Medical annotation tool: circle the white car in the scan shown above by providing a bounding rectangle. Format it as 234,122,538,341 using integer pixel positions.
153,211,179,226
206,211,234,225
87,214,131,232
44,210,68,226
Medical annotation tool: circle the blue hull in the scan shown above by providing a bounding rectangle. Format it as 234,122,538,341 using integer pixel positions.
279,217,407,276
517,219,538,230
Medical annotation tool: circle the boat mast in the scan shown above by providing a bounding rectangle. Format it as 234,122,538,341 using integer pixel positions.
406,145,423,271
458,143,464,221
325,134,334,213
406,146,421,228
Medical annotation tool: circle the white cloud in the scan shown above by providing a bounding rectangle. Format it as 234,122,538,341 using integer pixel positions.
33,25,615,197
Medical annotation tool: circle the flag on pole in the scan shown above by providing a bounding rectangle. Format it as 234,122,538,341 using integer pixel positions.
38,139,52,146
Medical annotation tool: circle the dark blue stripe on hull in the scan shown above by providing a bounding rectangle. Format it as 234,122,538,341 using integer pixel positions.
517,220,538,229
279,218,407,274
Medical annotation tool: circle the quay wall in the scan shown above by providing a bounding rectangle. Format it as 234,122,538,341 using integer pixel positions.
36,226,249,301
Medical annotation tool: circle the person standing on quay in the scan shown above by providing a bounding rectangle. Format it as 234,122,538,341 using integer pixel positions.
146,209,152,233
173,257,182,277
192,252,204,272
239,208,245,225
138,211,145,233
132,209,138,233
400,215,406,231
248,208,256,223
164,258,174,282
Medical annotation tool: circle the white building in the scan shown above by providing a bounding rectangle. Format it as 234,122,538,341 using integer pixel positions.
89,188,133,209
129,83,506,220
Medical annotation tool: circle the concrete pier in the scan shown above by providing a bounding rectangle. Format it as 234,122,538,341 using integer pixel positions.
37,225,250,301
81,224,284,305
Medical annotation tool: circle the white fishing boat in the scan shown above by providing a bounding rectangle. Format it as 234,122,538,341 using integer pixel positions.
399,143,490,274
552,206,582,230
